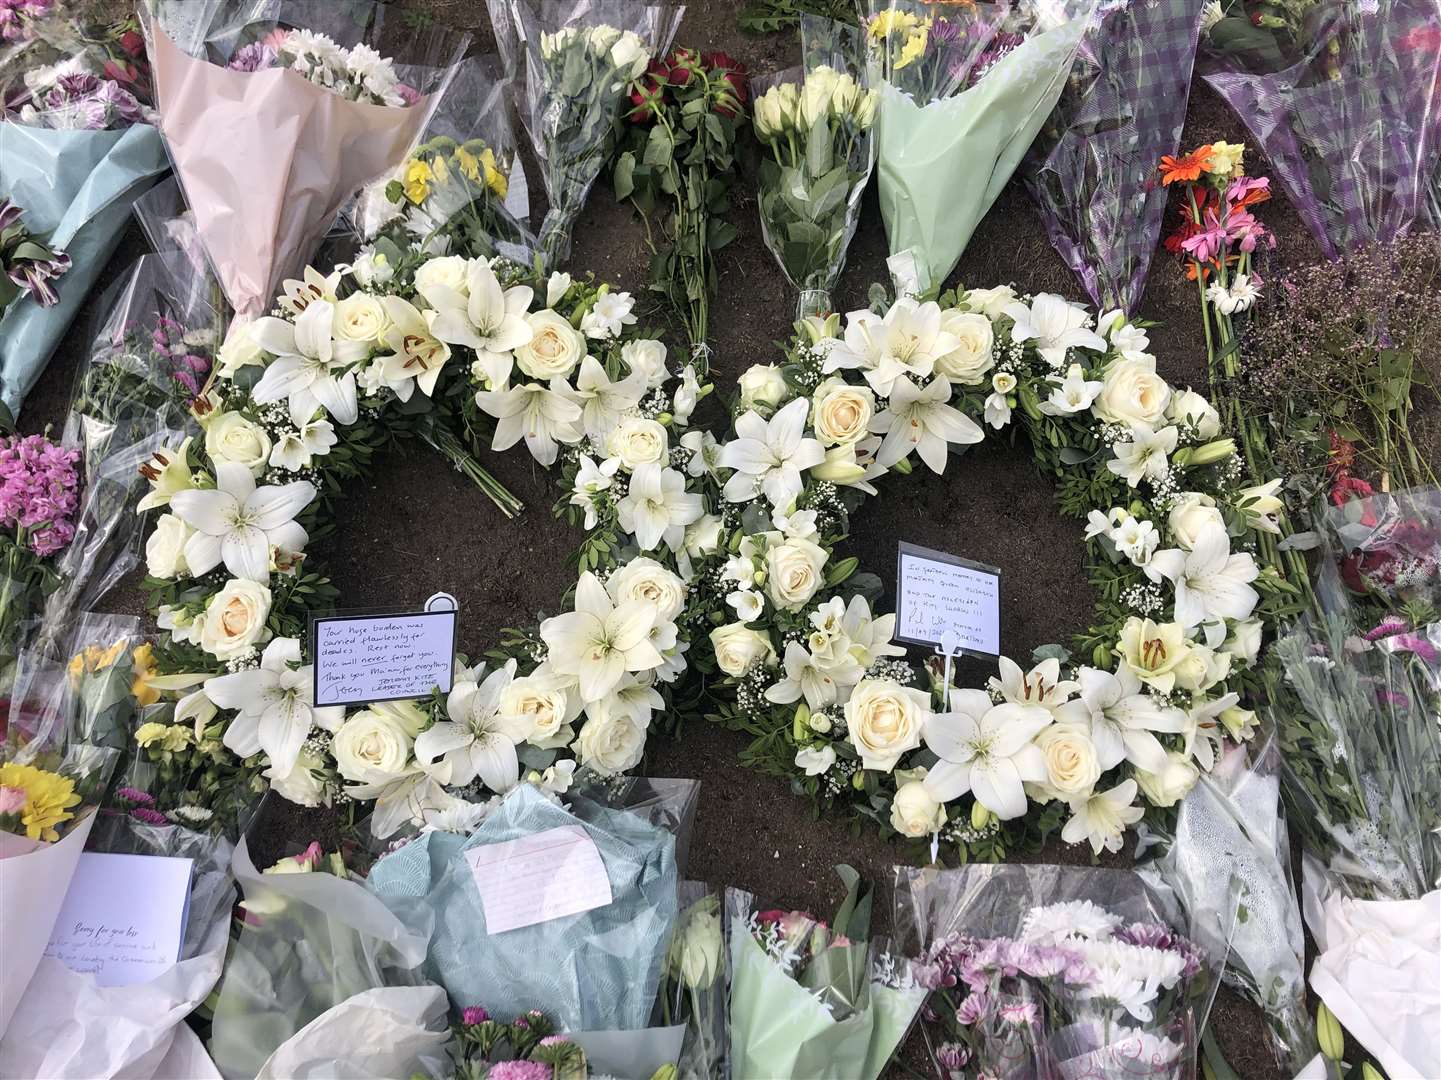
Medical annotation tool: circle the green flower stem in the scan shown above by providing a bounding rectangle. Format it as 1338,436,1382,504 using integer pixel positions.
417,420,523,519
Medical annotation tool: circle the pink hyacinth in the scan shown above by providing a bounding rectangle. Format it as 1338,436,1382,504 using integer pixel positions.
486,1062,551,1080
0,433,80,556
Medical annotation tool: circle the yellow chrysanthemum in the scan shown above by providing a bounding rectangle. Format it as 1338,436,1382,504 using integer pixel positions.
0,762,81,843
160,725,194,753
896,23,931,69
131,643,160,707
480,148,508,199
868,9,921,38
403,158,433,205
68,638,129,683
1204,140,1246,177
135,721,170,748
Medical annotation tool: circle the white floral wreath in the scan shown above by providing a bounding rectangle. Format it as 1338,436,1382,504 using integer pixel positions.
135,249,1289,856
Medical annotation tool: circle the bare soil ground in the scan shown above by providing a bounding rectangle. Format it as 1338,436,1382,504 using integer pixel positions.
15,2,1338,1075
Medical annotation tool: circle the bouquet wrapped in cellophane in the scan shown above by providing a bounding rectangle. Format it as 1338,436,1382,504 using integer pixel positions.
1313,486,1441,621
500,0,683,267
726,866,926,1080
140,0,470,318
895,864,1225,1079
751,16,878,319
865,0,1096,295
1199,0,1441,260
0,0,168,420
1023,0,1207,312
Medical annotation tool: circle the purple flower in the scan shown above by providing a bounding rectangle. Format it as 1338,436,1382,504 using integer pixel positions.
1365,615,1410,641
937,1042,971,1072
956,991,990,1026
486,1063,551,1080
537,1035,568,1047
115,787,155,807
1114,922,1175,950
999,999,1039,1026
227,42,278,73
460,1005,489,1025
0,433,80,556
130,807,169,826
0,786,26,814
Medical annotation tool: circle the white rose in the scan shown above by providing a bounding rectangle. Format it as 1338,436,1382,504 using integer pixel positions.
1169,492,1226,551
608,30,649,81
1168,389,1221,439
1221,619,1263,668
217,321,264,379
670,905,723,990
268,747,327,808
765,537,828,611
799,75,831,128
710,622,775,676
606,416,668,470
621,338,669,388
1135,751,1200,807
963,285,1017,319
1095,357,1172,426
607,557,686,622
332,709,414,782
811,378,874,446
516,309,585,380
737,364,789,411
1035,723,1100,798
145,513,193,578
890,778,946,837
576,700,646,774
199,578,272,660
1171,643,1231,693
588,24,622,52
205,412,272,476
934,310,995,385
413,255,469,297
500,674,573,745
845,678,928,771
332,292,390,343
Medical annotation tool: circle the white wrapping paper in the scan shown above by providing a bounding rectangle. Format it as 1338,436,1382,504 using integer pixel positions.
254,985,450,1080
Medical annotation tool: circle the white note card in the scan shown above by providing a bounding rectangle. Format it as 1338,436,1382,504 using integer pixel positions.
313,610,457,707
44,852,193,987
465,825,613,935
895,542,1002,655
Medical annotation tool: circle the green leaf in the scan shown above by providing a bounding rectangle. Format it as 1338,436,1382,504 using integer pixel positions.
643,124,675,167
613,151,636,201
804,112,832,178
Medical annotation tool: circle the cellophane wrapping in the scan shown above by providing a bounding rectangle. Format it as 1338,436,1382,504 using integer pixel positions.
1022,0,1206,312
1200,0,1441,260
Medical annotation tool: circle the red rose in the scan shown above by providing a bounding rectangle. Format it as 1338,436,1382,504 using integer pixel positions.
120,29,145,57
665,47,698,85
628,62,669,123
703,50,749,116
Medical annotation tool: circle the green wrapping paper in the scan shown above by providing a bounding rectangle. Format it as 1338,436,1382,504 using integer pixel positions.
875,18,1088,295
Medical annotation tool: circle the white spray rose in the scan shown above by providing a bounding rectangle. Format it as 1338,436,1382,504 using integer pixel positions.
710,622,775,676
737,363,789,410
145,513,193,578
516,309,585,380
890,778,946,837
199,578,272,660
576,701,646,774
413,255,469,297
1168,389,1222,439
606,416,669,470
332,292,391,343
621,338,669,387
811,377,874,445
1035,722,1101,798
217,321,264,379
269,747,328,808
934,310,995,385
1095,357,1172,427
205,412,273,477
963,285,1016,319
607,557,687,622
500,674,574,745
1221,618,1263,668
1135,751,1200,807
845,678,928,771
1168,492,1226,551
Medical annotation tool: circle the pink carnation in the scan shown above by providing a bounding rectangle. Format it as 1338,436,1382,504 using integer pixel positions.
487,1062,551,1080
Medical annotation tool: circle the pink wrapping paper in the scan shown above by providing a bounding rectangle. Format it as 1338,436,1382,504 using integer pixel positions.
149,27,432,316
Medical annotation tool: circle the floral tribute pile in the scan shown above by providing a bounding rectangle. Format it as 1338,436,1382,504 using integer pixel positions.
131,231,1291,858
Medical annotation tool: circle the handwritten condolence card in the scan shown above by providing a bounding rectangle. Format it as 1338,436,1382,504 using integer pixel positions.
895,541,1002,655
313,609,458,707
43,852,193,987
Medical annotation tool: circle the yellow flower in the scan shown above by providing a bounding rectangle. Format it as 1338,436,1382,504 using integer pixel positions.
1204,140,1246,177
68,638,129,683
402,158,433,205
480,148,508,198
896,21,932,69
0,762,81,843
160,725,194,753
868,9,920,38
131,643,160,707
135,721,170,748
430,153,452,186
455,144,481,183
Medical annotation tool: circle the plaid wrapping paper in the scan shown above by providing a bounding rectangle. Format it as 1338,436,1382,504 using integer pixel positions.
1022,0,1206,312
1202,0,1441,261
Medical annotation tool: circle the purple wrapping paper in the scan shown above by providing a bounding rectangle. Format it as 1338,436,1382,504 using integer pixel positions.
1023,0,1205,313
1201,0,1441,261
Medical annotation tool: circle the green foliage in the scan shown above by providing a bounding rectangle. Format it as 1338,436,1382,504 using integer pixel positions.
738,0,860,34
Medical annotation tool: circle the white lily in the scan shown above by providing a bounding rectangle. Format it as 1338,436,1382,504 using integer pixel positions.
1057,666,1186,772
764,641,842,709
921,689,1053,820
475,379,583,466
377,296,452,397
1149,523,1259,628
347,762,457,839
1183,691,1240,770
1003,293,1107,368
539,571,664,701
822,299,960,396
570,454,620,529
137,437,196,512
207,638,343,777
170,462,314,581
1039,363,1104,416
681,429,721,479
558,356,645,439
840,594,906,668
795,745,836,776
616,463,703,552
1061,779,1144,854
420,257,533,385
719,397,825,510
277,266,342,316
269,418,337,472
414,659,529,792
872,376,983,473
1107,423,1178,487
251,301,367,425
989,656,1079,717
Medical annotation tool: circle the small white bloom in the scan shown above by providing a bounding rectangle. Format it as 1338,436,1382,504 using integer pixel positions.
1039,363,1103,416
569,454,621,529
580,290,637,339
872,376,984,474
719,397,826,510
546,271,573,307
1061,779,1145,854
795,745,836,776
1003,293,1107,368
727,588,765,622
1107,423,1178,487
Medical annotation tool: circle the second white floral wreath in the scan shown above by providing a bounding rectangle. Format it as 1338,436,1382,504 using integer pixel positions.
133,248,1294,858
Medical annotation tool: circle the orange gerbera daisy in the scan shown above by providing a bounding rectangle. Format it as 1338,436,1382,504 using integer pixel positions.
1159,147,1214,186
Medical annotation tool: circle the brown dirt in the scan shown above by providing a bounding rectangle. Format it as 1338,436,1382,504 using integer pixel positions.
13,2,1334,1077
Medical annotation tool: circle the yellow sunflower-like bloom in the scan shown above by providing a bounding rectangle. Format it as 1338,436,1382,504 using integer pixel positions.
896,22,931,69
868,9,920,39
1204,140,1246,178
403,158,433,205
0,761,81,843
131,643,160,707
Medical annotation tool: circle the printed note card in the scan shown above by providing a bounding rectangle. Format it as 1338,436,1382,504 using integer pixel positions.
895,542,1002,655
465,825,613,935
45,852,193,987
313,609,457,707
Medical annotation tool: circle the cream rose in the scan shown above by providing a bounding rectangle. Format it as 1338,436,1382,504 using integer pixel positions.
269,747,327,808
811,378,874,445
606,416,669,470
890,778,946,837
515,309,585,380
963,285,1016,319
934,310,995,385
199,578,272,660
710,622,775,676
1171,643,1230,693
765,536,828,611
1221,619,1263,668
332,292,390,343
1135,751,1200,807
500,674,574,745
217,321,264,379
205,412,272,477
1168,492,1226,551
845,678,927,771
1036,723,1101,798
1168,389,1221,439
576,702,646,774
332,709,413,783
621,338,668,387
607,557,686,622
738,364,789,411
1095,357,1172,426
145,513,193,578
413,255,469,297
